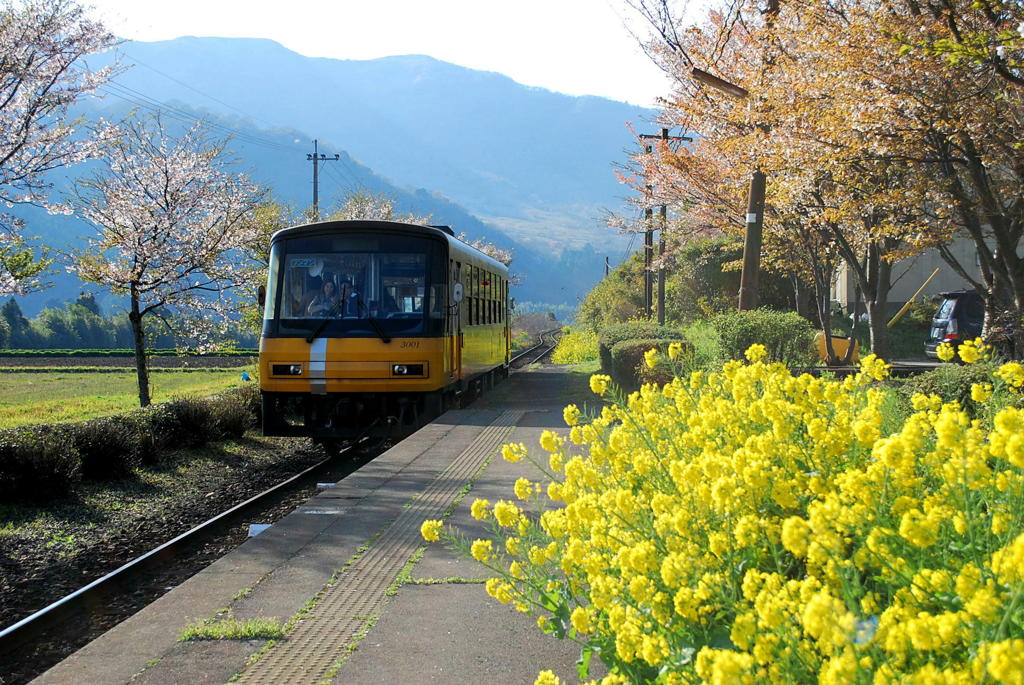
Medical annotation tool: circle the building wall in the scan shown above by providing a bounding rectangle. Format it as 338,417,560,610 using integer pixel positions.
831,236,981,314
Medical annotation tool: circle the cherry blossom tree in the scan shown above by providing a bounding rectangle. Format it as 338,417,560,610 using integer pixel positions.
0,0,118,295
71,114,261,406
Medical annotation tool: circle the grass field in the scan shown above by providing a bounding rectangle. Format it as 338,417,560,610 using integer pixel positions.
0,369,250,429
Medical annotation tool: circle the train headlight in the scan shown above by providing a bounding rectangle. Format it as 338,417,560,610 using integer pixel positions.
392,364,424,376
272,364,303,376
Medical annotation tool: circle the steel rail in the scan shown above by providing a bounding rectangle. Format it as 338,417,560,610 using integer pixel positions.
510,328,561,366
0,443,355,657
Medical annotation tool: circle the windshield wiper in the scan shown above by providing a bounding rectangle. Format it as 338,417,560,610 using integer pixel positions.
305,298,392,345
305,302,342,343
356,296,391,344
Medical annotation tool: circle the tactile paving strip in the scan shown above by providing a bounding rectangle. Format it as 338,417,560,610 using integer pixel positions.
233,410,523,685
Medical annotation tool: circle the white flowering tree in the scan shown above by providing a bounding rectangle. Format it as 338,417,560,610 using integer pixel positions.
0,0,118,295
71,114,261,406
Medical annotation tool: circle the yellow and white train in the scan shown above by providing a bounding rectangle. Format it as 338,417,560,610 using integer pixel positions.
258,220,510,450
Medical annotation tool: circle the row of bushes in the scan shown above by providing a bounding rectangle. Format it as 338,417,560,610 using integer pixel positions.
589,310,817,390
0,367,246,374
0,385,261,501
0,348,258,357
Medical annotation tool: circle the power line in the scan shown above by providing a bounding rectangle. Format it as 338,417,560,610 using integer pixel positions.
118,50,282,131
97,79,297,152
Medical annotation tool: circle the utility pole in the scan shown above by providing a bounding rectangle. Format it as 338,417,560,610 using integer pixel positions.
643,159,653,319
690,67,766,311
639,128,692,324
692,0,778,311
306,139,340,220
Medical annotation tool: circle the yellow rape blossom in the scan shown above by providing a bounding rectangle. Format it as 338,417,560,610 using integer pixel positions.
644,348,659,369
419,519,443,542
539,429,563,453
534,670,562,685
936,342,955,361
745,343,768,362
440,346,1024,684
995,361,1024,389
957,337,988,364
514,477,535,500
971,383,993,402
589,373,611,395
502,442,527,463
493,500,521,527
470,498,491,521
986,640,1024,684
668,341,683,360
471,539,493,562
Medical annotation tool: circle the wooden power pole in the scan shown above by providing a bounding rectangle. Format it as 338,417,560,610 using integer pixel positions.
639,128,692,324
306,139,340,220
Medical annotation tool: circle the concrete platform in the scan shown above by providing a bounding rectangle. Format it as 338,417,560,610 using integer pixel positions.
34,366,596,685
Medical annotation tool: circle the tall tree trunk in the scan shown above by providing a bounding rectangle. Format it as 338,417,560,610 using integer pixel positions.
129,285,151,407
865,254,892,359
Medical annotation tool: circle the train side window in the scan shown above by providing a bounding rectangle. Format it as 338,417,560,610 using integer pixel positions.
487,272,493,324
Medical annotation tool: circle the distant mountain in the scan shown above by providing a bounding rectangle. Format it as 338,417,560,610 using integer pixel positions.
11,99,606,315
12,38,657,315
86,37,656,251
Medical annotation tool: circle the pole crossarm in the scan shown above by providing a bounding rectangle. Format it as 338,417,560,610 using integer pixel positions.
306,138,341,220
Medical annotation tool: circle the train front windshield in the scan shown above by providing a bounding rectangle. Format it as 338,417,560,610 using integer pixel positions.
263,234,446,337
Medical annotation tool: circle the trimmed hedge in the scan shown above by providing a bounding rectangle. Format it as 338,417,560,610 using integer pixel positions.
598,322,681,375
0,348,258,357
0,426,81,500
0,384,262,498
610,338,682,392
0,367,245,374
708,309,815,366
68,417,144,479
898,361,997,408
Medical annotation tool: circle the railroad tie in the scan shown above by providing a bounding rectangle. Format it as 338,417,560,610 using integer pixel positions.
232,409,523,685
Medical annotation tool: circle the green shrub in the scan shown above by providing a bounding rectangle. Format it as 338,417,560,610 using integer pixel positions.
207,392,257,440
609,338,678,392
68,417,143,479
0,385,261,495
598,322,681,374
161,396,219,447
709,309,815,366
679,319,726,373
898,361,998,408
0,426,81,499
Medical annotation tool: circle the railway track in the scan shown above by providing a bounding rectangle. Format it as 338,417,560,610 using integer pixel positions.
0,441,381,684
510,329,560,367
5,333,560,682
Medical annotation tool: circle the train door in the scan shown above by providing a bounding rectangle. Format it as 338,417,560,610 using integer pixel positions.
448,260,462,384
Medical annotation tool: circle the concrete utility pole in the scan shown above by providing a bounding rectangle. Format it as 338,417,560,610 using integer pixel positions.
639,128,692,324
306,139,340,220
690,68,765,311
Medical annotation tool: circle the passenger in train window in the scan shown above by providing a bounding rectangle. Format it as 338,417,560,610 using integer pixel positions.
306,277,341,316
337,276,359,316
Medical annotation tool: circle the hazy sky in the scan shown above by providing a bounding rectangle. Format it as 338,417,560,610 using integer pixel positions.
86,0,680,107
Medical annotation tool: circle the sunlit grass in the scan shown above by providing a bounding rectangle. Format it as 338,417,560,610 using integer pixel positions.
0,370,248,429
178,617,285,642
